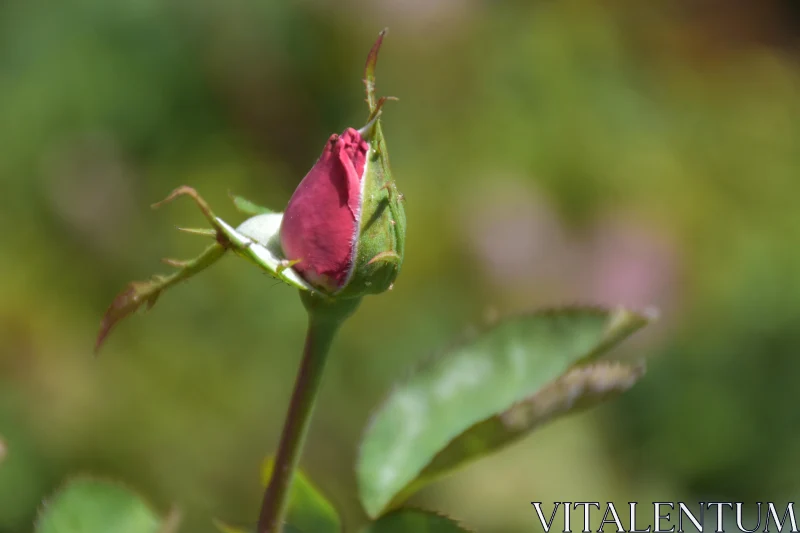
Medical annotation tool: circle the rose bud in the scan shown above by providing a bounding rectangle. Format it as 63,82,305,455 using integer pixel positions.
280,114,405,298
280,32,405,299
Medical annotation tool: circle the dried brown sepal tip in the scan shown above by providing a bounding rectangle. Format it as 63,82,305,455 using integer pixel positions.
364,28,388,113
94,243,226,354
95,186,277,353
95,281,161,354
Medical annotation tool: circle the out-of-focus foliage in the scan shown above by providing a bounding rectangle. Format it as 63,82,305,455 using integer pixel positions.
35,478,166,533
260,460,341,533
360,509,472,533
214,520,302,533
1,0,799,532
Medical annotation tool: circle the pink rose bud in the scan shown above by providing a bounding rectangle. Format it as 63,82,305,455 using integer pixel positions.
280,128,369,292
279,31,405,298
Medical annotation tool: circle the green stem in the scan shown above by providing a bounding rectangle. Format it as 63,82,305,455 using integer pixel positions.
257,293,361,533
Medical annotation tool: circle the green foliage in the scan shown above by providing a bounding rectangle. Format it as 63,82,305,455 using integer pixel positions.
413,360,645,492
361,509,473,532
214,520,303,533
261,459,341,533
35,478,166,533
357,307,650,518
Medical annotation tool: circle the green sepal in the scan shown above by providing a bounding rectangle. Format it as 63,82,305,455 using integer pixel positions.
95,186,323,352
218,214,315,292
337,31,405,299
229,192,275,216
147,186,312,293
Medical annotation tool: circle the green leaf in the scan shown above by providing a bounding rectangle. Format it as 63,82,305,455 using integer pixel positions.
261,458,341,533
214,520,303,533
213,520,244,533
212,460,339,533
416,360,645,495
361,509,473,533
229,193,275,216
36,477,164,533
357,307,652,518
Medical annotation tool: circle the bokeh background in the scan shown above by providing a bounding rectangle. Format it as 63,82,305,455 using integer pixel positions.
2,0,800,531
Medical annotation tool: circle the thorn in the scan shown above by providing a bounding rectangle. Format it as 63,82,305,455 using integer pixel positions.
388,283,394,291
398,193,405,202
145,293,160,310
161,258,190,268
390,219,396,226
176,227,217,237
367,251,401,266
365,95,400,127
276,259,301,274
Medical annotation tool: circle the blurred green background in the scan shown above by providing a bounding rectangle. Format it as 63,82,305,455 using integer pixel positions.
2,0,800,531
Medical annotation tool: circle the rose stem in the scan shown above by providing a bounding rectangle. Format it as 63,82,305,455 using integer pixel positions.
257,292,361,533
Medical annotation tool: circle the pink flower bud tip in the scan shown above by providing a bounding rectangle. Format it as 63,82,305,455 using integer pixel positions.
280,128,369,293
